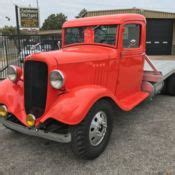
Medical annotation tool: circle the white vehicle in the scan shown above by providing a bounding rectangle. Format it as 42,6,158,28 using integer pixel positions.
18,43,52,62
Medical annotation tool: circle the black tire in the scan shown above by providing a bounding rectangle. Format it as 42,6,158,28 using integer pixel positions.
161,80,167,95
71,100,113,160
166,74,175,96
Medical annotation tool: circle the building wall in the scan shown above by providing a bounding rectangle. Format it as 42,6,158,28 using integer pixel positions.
172,21,175,55
86,9,175,19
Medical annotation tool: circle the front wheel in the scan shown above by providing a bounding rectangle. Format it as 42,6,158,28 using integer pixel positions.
71,100,113,160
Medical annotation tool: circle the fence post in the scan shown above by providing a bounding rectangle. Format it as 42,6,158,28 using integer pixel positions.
4,36,8,67
15,5,21,54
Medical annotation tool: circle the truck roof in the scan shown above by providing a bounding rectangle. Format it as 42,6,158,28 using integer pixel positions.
63,14,146,28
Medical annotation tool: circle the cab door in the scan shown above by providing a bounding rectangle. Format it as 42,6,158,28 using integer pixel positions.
116,22,146,100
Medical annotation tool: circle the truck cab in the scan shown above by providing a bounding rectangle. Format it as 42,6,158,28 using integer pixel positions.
60,14,148,110
0,14,175,159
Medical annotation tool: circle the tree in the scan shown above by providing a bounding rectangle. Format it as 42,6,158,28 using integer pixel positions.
41,13,67,30
0,26,17,35
0,26,29,36
76,8,87,18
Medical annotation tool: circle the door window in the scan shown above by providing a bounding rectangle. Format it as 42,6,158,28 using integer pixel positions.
123,24,141,48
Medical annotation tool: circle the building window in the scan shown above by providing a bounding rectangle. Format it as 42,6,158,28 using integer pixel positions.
123,24,141,48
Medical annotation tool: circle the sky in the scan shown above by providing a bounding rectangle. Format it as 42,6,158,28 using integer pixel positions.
0,0,174,27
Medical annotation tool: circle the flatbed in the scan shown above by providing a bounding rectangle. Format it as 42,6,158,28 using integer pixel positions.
145,59,175,79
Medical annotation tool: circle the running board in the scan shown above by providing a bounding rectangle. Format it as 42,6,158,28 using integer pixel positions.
118,91,149,111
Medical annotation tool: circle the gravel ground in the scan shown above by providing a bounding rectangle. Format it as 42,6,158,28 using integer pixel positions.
0,95,175,175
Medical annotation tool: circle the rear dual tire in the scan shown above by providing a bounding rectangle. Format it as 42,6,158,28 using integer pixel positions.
71,100,113,160
162,73,175,96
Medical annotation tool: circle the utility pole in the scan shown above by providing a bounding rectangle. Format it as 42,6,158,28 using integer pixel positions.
36,0,39,9
15,5,21,53
36,0,40,28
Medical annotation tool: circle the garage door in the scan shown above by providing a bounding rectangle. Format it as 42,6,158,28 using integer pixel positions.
146,19,173,55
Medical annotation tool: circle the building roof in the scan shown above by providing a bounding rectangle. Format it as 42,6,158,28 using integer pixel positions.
63,14,145,28
37,30,62,35
85,8,175,19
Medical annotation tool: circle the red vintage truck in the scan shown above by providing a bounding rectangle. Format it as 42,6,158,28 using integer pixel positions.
0,14,175,159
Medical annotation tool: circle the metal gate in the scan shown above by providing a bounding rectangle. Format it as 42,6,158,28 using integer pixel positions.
0,34,61,79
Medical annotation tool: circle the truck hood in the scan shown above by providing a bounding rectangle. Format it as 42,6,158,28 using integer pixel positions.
28,45,118,65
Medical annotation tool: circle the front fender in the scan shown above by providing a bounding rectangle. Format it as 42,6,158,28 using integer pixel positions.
0,79,27,125
40,85,118,125
0,80,121,126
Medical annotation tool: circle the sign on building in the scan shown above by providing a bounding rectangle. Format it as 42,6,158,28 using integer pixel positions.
19,7,39,29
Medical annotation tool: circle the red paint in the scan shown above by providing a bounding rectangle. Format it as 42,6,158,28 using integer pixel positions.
0,14,149,127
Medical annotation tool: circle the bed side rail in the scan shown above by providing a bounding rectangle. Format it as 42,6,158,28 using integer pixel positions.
144,54,161,75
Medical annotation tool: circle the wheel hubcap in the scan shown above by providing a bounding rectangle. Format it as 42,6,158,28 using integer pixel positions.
89,111,107,146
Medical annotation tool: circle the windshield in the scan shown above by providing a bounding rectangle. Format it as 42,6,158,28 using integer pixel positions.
94,25,117,45
65,27,84,45
64,25,117,47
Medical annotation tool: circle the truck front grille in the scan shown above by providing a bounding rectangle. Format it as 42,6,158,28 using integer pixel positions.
24,61,48,118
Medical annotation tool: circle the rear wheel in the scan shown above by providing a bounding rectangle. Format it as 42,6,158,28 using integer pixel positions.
71,100,113,160
161,80,167,95
166,74,175,96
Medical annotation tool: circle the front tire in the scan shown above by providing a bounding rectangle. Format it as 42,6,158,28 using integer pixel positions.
71,100,113,160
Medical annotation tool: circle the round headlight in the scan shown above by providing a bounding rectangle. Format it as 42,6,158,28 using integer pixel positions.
50,70,65,89
7,65,17,82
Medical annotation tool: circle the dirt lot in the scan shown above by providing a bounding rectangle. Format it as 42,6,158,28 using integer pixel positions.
0,95,175,175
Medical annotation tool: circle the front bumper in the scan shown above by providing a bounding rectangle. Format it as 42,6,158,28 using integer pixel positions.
0,118,71,143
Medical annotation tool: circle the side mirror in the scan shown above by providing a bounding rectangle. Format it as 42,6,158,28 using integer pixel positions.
129,39,137,48
57,41,61,49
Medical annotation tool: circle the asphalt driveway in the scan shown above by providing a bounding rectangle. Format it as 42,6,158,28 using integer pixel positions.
0,95,175,175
